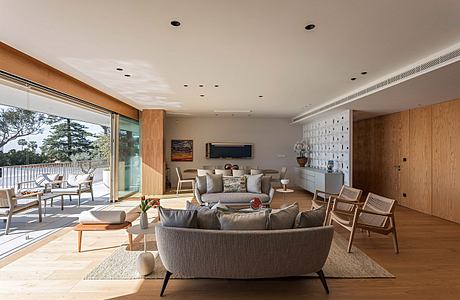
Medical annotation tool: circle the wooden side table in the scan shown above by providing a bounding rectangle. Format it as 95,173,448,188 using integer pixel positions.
275,188,295,202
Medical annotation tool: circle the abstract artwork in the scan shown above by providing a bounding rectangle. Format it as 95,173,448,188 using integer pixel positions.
171,139,193,161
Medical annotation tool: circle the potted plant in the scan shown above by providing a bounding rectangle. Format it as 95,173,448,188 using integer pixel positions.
294,140,308,167
139,196,161,229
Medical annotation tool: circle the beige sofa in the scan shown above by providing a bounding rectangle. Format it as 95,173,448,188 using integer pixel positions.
155,224,334,296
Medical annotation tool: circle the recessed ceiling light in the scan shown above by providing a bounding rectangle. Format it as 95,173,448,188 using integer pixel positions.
361,71,368,75
258,95,263,98
350,77,356,81
183,84,188,87
199,84,204,87
116,67,123,71
124,74,131,77
305,24,316,31
170,20,181,27
200,94,205,97
214,84,219,88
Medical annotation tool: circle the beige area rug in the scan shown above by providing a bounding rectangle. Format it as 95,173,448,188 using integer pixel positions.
84,234,394,280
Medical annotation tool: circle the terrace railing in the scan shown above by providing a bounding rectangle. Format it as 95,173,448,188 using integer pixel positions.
0,160,109,189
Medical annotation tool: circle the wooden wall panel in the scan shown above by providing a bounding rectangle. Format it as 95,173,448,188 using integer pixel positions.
432,100,460,223
141,110,165,195
0,42,139,120
408,107,432,214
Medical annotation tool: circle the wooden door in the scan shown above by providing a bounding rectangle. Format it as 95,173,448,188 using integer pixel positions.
398,111,410,207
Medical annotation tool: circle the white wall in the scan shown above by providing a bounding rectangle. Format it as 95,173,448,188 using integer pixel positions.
165,116,302,187
302,110,352,185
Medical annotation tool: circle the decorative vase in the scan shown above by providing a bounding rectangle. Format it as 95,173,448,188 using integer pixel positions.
297,157,308,167
136,252,155,276
140,212,148,229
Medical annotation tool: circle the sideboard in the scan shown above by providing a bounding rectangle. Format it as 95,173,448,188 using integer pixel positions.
294,167,343,195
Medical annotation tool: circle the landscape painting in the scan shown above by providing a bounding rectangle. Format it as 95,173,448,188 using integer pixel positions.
171,139,193,161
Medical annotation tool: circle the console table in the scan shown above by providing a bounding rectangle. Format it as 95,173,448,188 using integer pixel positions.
294,167,343,196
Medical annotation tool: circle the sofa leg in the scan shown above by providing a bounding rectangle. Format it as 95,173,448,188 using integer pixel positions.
316,270,329,294
160,271,172,297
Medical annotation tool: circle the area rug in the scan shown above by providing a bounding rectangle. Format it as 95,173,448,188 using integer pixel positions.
84,235,394,280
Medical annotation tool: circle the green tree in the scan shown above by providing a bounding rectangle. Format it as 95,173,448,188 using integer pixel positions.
17,138,27,150
41,118,93,162
0,107,46,149
91,134,110,160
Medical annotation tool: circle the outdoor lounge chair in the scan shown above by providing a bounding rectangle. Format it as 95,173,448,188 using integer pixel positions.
51,174,94,206
0,188,43,235
16,173,62,194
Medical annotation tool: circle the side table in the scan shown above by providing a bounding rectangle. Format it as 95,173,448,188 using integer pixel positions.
275,188,295,202
127,223,157,276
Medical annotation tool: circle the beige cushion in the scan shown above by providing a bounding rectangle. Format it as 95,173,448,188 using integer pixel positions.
246,174,263,193
232,169,246,177
159,207,198,228
215,169,231,176
35,173,59,187
79,210,126,224
206,174,223,193
67,174,90,187
269,203,299,229
218,210,269,230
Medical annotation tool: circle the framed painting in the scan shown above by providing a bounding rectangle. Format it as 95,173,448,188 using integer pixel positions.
171,139,193,161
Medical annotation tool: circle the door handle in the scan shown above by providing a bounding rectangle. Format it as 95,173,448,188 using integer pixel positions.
393,165,401,171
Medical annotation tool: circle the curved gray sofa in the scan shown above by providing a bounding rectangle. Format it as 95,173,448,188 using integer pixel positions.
155,225,334,296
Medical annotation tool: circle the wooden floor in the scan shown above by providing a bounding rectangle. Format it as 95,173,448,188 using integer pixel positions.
0,189,459,299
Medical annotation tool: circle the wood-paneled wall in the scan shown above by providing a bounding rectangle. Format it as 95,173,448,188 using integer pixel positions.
141,109,165,195
353,98,460,223
0,42,138,120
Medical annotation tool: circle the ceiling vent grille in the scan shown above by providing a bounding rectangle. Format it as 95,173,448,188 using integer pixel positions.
292,46,460,123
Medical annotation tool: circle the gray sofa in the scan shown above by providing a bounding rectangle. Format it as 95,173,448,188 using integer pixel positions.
155,224,334,296
194,176,275,206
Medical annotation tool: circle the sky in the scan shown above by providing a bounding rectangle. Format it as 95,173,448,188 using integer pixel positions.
1,104,105,153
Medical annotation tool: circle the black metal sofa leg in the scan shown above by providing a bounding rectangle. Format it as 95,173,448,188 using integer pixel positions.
316,269,329,294
160,271,173,297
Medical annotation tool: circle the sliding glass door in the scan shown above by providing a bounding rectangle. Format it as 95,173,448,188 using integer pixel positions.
117,116,140,199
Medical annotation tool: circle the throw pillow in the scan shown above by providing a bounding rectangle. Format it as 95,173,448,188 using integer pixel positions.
269,202,299,229
159,206,198,228
35,173,59,187
261,175,272,194
195,175,207,194
206,174,223,193
222,176,247,193
246,174,263,193
67,174,90,187
295,205,327,228
185,201,220,229
218,210,269,230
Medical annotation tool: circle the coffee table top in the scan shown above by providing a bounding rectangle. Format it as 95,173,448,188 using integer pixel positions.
276,188,294,193
127,222,158,235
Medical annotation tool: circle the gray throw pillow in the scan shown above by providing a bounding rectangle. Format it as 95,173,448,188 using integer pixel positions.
195,175,207,194
185,201,220,229
246,174,263,193
217,210,269,230
159,206,198,228
295,205,327,228
269,202,299,229
206,174,223,193
261,175,272,194
223,176,247,193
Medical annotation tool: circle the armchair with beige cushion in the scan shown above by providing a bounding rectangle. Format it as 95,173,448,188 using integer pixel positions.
0,188,42,235
329,192,399,253
16,173,62,194
51,174,94,206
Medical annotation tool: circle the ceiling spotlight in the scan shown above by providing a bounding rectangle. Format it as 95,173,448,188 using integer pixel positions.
350,77,356,81
199,84,204,87
305,24,316,31
258,95,263,98
124,74,131,77
183,84,188,87
214,84,219,88
116,67,123,71
170,20,181,27
361,71,368,75
200,94,205,97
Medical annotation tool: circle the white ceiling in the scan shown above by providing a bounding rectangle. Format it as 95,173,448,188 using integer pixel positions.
1,0,460,118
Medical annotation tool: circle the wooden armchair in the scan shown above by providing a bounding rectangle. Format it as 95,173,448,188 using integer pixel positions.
311,185,363,225
0,188,43,235
329,192,399,253
51,174,94,207
16,174,62,194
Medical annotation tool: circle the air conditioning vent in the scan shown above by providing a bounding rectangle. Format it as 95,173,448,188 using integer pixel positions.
292,46,460,123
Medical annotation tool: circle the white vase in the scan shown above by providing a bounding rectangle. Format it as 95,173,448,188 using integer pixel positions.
140,212,148,229
136,252,155,276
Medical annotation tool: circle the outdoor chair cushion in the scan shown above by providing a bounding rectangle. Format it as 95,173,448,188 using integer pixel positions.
51,187,80,193
35,173,59,187
79,210,126,224
0,201,39,216
67,174,90,187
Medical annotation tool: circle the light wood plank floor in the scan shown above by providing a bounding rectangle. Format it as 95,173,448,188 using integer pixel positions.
0,189,459,299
